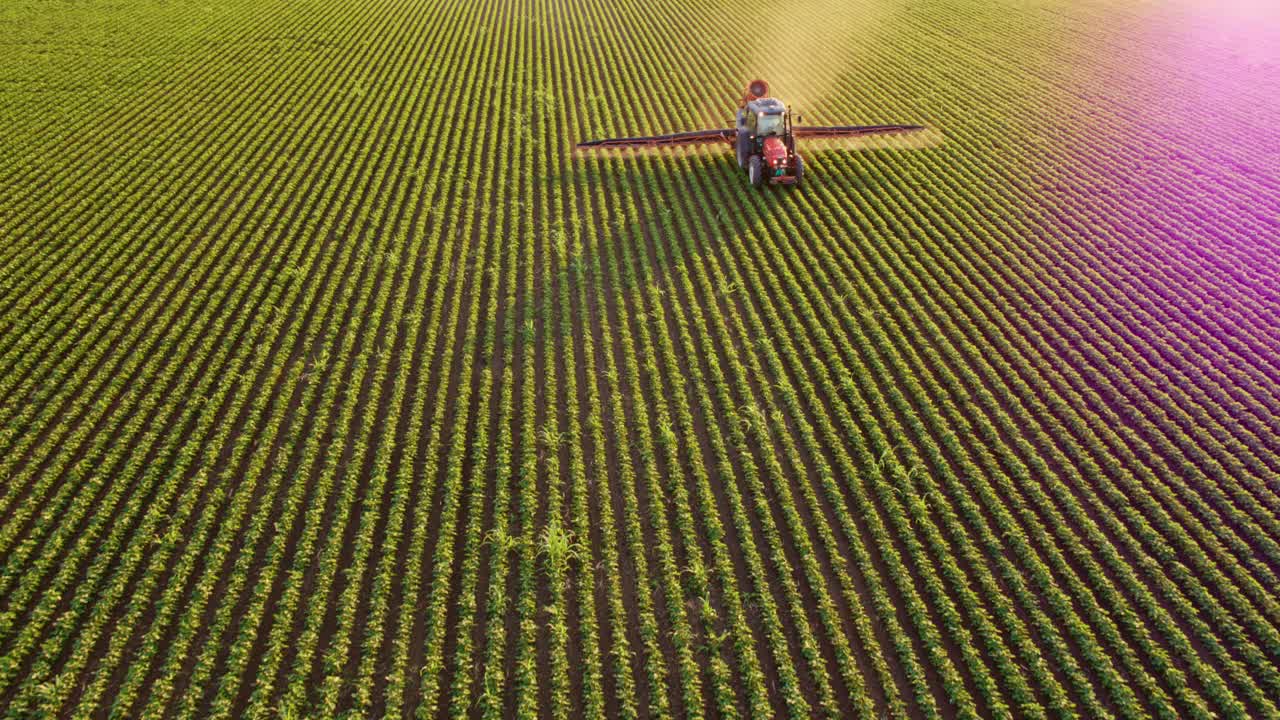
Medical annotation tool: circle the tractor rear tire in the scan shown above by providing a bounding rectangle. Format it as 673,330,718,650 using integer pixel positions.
748,155,764,188
736,132,751,169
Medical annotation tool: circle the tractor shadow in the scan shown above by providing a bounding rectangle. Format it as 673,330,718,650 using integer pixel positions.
483,140,926,376
504,143,926,388
492,141,932,372
553,145,912,299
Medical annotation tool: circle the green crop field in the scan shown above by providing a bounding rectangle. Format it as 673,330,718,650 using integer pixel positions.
2,0,1279,717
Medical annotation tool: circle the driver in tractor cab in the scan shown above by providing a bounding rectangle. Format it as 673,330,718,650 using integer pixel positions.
755,109,785,136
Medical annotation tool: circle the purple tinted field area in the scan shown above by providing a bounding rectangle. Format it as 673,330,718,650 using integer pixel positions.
0,0,1277,718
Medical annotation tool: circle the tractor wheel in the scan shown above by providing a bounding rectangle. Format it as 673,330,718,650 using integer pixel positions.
748,155,764,188
791,154,805,186
736,131,751,169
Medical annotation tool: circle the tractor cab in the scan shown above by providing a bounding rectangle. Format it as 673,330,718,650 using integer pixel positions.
737,97,788,136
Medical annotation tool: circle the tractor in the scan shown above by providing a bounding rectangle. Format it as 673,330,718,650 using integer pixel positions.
734,80,804,187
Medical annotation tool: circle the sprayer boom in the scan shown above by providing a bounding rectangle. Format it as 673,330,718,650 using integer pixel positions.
574,79,926,188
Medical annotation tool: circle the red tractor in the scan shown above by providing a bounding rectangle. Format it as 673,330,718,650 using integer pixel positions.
734,79,804,187
577,79,924,189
